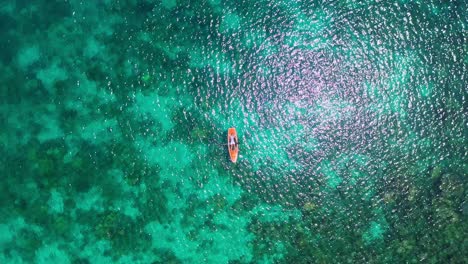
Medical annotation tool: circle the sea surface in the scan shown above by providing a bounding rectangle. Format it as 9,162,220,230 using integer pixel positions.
1,0,466,263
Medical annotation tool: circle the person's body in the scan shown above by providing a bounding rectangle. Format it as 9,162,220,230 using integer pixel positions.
229,135,238,149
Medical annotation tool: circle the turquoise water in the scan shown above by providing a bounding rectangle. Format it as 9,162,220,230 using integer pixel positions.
1,0,466,263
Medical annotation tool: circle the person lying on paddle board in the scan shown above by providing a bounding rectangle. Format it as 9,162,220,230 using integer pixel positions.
227,128,239,163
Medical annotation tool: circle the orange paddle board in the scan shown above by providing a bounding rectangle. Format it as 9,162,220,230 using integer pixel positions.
227,128,238,163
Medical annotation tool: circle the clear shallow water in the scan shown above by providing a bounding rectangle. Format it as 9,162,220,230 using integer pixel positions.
1,0,466,263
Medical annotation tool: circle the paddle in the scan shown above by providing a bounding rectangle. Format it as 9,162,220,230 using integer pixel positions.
205,139,234,146
207,141,242,146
